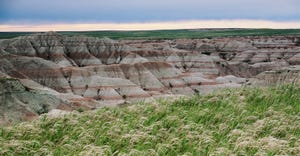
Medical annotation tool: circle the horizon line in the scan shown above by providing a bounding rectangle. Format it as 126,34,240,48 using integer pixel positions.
1,20,300,32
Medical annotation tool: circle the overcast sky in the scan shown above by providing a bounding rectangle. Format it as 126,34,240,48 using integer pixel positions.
1,0,300,31
1,0,300,23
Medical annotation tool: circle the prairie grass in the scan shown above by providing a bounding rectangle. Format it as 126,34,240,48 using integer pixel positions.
1,84,300,155
1,29,300,40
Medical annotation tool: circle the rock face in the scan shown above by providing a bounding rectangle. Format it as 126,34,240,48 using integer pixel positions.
1,32,300,124
0,78,66,125
254,65,300,85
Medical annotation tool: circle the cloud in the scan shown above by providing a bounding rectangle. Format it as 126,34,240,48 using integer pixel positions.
1,0,300,23
2,20,300,32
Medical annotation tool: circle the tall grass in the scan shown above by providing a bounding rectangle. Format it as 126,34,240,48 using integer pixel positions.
1,84,300,155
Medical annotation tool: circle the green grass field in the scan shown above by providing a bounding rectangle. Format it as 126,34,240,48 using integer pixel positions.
1,29,300,40
1,84,300,155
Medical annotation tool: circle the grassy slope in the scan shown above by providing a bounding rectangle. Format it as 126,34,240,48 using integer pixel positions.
1,29,300,40
1,85,300,155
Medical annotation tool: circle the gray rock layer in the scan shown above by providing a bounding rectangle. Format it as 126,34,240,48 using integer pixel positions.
1,32,300,124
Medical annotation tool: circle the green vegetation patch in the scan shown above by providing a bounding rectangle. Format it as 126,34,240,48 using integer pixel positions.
1,29,300,40
1,84,300,155
0,77,18,83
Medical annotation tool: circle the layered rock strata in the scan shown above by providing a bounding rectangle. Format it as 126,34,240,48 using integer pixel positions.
1,32,300,124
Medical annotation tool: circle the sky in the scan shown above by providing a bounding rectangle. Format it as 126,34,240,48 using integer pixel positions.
1,0,300,31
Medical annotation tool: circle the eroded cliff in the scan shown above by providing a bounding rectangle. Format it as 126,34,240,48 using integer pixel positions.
1,32,300,124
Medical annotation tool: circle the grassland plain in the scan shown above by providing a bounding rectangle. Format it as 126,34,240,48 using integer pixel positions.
1,84,300,155
1,29,300,40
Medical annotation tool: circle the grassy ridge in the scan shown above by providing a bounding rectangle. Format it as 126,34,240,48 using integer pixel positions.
1,85,300,155
1,29,300,40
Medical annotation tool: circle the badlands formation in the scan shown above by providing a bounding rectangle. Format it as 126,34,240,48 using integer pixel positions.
0,32,300,124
